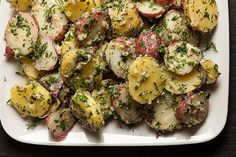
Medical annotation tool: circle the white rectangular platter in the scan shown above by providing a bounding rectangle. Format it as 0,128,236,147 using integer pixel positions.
0,0,229,146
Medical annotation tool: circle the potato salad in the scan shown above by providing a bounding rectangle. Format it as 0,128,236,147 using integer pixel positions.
5,0,220,139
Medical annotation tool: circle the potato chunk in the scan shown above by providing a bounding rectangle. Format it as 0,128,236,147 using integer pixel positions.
184,0,218,33
146,91,181,133
164,66,206,95
128,56,165,104
8,0,33,11
108,0,144,37
20,58,40,79
10,81,51,117
200,59,220,84
70,91,105,132
64,0,100,22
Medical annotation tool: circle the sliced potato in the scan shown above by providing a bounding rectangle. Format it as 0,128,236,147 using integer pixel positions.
105,37,136,79
164,66,206,95
176,91,209,127
32,0,68,41
39,73,64,97
92,80,116,120
39,98,61,118
147,91,181,133
60,26,78,56
5,12,39,58
128,56,166,104
33,35,59,71
47,108,76,138
61,39,77,56
96,43,110,73
75,9,110,46
68,57,103,91
136,0,165,19
108,0,144,37
184,0,218,33
164,41,202,75
61,48,102,91
60,49,92,81
20,58,40,79
10,81,51,117
112,83,142,125
8,0,33,11
70,91,105,132
200,59,220,84
64,0,100,22
156,10,199,46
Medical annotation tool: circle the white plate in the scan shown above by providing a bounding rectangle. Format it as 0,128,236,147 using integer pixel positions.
0,0,229,146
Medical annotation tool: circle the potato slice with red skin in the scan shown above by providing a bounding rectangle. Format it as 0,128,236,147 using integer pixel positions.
5,12,39,58
75,9,110,47
155,10,199,46
33,36,59,71
146,91,182,133
112,84,143,125
46,109,76,139
136,0,165,19
39,73,64,98
31,0,68,42
9,0,33,11
135,31,165,61
105,37,136,79
176,91,209,127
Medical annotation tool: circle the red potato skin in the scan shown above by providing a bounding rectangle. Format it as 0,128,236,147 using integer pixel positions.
45,37,59,71
34,36,59,71
46,114,75,140
54,28,67,42
5,15,39,58
4,46,14,57
175,94,191,121
75,10,109,46
135,31,164,61
139,10,165,19
32,15,40,32
156,0,175,6
176,92,209,127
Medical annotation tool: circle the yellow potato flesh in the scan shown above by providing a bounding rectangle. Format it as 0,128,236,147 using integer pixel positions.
71,91,104,131
20,58,40,79
9,0,33,11
128,56,165,104
60,49,78,81
108,1,143,36
70,57,102,91
10,82,51,117
64,0,100,22
201,60,220,84
164,66,205,95
184,0,218,33
60,39,77,56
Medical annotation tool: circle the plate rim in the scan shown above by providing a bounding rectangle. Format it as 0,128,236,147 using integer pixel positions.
0,0,230,146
